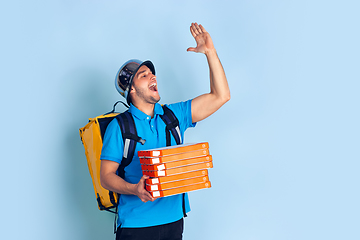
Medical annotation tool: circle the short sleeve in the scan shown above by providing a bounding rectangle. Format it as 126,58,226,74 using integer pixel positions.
100,118,124,163
166,99,196,136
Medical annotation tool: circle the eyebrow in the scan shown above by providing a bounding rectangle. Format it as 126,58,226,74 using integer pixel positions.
136,69,147,77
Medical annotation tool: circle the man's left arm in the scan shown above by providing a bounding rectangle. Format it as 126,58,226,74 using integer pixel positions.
187,22,231,123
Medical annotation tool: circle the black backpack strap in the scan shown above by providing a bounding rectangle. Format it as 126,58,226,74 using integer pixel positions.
115,111,146,179
159,105,187,218
160,105,182,146
113,111,146,233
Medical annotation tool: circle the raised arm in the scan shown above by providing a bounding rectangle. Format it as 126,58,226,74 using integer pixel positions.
187,23,230,123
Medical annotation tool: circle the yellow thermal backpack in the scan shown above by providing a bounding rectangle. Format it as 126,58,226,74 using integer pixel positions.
79,101,182,213
79,109,120,213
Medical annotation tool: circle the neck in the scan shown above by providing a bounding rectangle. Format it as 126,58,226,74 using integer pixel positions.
132,102,155,118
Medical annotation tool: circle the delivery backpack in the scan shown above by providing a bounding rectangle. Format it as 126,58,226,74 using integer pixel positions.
79,101,183,214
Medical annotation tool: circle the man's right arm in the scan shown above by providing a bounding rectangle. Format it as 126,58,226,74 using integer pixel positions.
100,160,155,202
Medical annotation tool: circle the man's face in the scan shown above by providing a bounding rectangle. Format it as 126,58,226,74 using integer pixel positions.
130,65,160,104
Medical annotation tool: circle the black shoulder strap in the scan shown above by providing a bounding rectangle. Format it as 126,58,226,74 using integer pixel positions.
115,111,145,179
112,110,147,234
160,105,182,146
159,105,187,218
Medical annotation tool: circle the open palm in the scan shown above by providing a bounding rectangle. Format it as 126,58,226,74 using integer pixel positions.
187,23,215,55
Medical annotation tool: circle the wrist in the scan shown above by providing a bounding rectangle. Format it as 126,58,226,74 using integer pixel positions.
205,48,217,58
127,182,137,195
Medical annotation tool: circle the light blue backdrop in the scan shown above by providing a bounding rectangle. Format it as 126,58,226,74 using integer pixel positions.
1,1,359,239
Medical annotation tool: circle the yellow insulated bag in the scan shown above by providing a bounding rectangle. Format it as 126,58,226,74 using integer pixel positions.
79,110,121,212
79,101,142,213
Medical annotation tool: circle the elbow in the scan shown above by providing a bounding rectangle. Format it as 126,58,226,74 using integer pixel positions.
221,91,231,105
100,178,106,190
224,92,231,103
213,89,231,105
100,173,110,190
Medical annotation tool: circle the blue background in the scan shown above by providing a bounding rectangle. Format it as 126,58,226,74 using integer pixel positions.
1,1,359,239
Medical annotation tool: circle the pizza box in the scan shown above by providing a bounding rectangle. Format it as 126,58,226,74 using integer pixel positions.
145,169,209,185
150,181,211,198
140,148,210,165
146,175,209,191
143,161,213,178
141,155,212,171
138,142,209,158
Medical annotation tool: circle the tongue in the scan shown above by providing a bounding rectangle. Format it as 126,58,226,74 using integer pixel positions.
149,85,157,91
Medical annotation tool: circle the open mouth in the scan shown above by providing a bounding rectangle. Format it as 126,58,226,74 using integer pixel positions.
149,82,158,92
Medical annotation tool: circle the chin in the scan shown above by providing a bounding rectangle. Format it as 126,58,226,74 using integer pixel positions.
152,92,161,102
152,96,161,103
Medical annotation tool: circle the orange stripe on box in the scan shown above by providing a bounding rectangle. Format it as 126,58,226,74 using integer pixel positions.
140,149,210,165
138,142,209,158
151,181,212,198
146,176,209,191
141,155,212,171
146,169,208,185
143,161,213,178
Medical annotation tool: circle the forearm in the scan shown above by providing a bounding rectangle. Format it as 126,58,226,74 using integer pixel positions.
205,49,230,103
100,172,136,195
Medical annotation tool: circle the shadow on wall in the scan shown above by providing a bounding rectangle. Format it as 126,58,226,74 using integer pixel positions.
62,67,123,240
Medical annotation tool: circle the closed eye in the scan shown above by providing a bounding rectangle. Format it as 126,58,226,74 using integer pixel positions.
136,69,148,79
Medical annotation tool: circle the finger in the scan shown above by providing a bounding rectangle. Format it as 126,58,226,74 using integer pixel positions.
143,197,155,203
199,24,207,33
187,47,196,52
192,23,200,35
189,25,197,38
138,177,145,187
139,192,151,202
140,175,149,183
148,195,155,202
137,175,149,192
143,191,155,202
194,22,202,33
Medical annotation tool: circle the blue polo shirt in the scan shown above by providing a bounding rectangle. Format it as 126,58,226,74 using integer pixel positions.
100,100,196,228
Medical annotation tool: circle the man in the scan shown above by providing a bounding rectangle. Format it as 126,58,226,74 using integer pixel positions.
100,22,230,240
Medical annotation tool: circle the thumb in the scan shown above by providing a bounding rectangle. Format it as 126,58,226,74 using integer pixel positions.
187,47,197,52
139,175,149,184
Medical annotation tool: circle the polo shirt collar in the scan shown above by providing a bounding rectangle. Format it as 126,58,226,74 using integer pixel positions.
128,103,164,120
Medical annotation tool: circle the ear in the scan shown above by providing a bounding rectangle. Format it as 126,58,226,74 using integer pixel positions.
129,85,135,93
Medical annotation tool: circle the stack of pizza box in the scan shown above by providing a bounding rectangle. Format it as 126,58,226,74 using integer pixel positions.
138,142,212,198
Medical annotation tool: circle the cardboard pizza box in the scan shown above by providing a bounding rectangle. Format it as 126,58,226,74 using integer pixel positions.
138,142,209,158
143,161,213,178
150,181,212,198
141,155,212,171
140,148,210,165
146,175,209,191
145,169,209,185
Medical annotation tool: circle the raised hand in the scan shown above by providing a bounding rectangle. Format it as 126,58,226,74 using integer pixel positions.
187,22,215,55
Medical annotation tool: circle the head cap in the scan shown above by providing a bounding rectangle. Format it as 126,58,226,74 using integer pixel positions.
115,59,155,104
